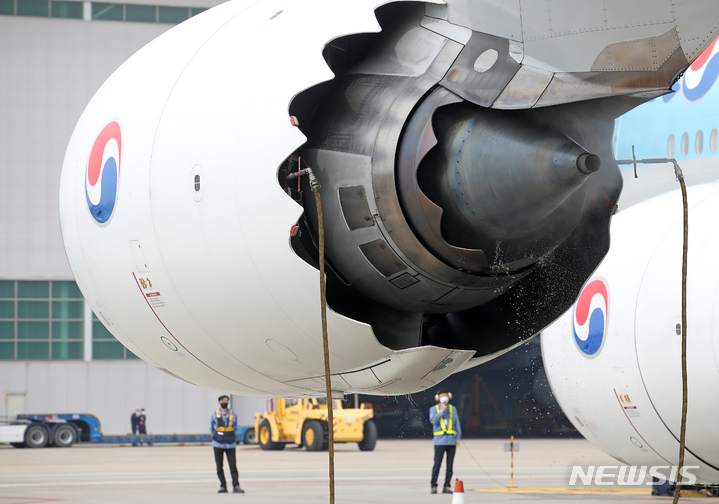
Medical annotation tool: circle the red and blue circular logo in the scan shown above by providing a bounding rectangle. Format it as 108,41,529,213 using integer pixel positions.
86,121,121,225
683,36,719,102
573,278,608,357
664,35,719,104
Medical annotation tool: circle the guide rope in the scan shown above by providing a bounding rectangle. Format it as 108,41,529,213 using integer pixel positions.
287,160,335,504
615,152,688,503
462,441,509,488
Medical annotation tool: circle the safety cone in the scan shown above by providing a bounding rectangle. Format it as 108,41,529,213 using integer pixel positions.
451,479,465,504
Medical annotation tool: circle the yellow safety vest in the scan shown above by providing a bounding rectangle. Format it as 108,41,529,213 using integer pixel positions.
215,410,235,433
433,404,458,436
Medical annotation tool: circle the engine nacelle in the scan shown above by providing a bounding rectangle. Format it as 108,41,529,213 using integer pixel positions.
542,182,719,483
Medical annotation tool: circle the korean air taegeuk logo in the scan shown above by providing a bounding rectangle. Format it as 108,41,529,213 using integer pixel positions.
85,121,121,225
572,278,608,357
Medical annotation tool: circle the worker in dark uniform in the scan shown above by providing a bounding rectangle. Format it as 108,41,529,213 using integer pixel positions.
130,409,140,446
429,389,462,494
211,395,243,494
138,408,152,446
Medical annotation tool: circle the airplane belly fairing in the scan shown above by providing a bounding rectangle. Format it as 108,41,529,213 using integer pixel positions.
59,0,719,396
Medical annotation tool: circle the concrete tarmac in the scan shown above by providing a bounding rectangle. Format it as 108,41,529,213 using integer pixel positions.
0,439,706,503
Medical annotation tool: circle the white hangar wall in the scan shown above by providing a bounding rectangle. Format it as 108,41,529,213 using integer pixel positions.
0,360,266,434
1,8,174,279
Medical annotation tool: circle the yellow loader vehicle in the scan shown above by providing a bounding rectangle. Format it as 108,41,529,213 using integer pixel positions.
254,398,377,451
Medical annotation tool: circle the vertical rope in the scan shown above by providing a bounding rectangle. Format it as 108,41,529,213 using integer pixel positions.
287,165,335,504
672,168,688,504
614,155,689,502
312,185,336,504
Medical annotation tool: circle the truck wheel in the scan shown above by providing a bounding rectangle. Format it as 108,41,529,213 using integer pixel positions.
25,424,49,448
258,419,279,451
357,420,377,451
303,420,324,451
54,424,77,447
243,428,256,445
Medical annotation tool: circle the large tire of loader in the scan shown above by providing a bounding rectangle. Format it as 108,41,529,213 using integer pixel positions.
258,419,280,451
303,420,325,451
357,420,377,451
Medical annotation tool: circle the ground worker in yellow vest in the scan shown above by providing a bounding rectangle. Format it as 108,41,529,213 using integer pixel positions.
211,395,243,494
429,389,461,494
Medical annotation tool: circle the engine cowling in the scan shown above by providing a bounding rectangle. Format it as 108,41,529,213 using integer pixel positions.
542,182,719,483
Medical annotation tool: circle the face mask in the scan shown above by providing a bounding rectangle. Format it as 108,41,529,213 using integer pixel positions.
220,402,229,409
440,396,449,404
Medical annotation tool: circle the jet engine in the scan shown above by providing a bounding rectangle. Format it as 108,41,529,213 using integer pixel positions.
542,182,719,483
58,0,718,396
282,3,621,359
